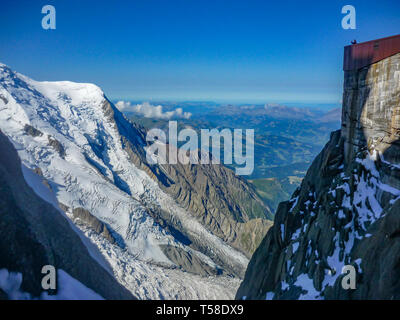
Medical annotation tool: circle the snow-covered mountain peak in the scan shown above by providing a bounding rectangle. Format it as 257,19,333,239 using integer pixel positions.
0,62,105,109
0,63,248,299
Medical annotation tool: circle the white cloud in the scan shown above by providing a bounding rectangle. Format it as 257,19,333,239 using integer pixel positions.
115,101,191,120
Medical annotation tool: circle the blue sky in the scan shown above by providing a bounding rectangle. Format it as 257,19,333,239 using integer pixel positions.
1,0,399,104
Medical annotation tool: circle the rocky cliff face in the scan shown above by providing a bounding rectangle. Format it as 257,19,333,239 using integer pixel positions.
342,52,400,165
154,159,272,256
236,52,400,300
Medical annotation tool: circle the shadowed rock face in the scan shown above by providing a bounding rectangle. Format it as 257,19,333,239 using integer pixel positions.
157,160,273,257
24,124,43,137
0,130,135,300
237,53,400,300
101,99,273,258
47,135,66,158
71,207,116,245
159,245,223,276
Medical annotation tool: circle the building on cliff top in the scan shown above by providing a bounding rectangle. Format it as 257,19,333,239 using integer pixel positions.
344,34,400,71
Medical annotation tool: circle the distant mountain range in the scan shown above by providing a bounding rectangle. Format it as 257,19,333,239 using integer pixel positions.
127,102,341,213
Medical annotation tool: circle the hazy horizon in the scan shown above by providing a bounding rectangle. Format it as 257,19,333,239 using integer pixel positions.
1,1,399,105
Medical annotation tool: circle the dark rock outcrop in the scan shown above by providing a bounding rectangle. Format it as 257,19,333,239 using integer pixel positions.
24,124,43,137
47,135,66,158
159,245,222,276
71,207,116,245
0,94,8,105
